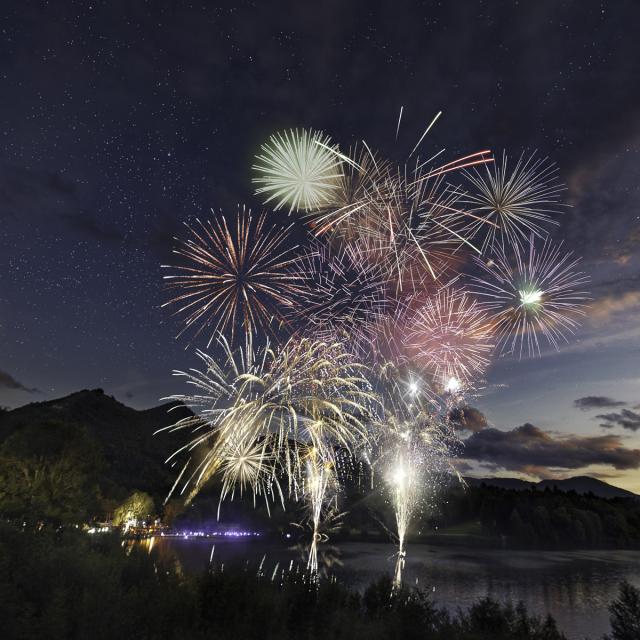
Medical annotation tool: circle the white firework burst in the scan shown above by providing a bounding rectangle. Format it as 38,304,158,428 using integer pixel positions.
469,236,589,357
460,151,566,251
252,129,344,213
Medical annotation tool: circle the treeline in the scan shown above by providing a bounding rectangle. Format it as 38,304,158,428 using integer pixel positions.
428,484,640,549
0,421,105,523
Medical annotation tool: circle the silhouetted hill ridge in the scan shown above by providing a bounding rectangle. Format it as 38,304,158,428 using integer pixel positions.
0,389,193,496
464,475,637,499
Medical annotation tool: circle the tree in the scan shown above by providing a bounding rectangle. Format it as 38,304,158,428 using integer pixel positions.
605,581,640,640
0,421,103,523
162,497,186,527
112,490,155,527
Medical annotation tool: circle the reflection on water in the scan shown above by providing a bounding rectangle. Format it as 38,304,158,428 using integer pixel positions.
146,538,640,640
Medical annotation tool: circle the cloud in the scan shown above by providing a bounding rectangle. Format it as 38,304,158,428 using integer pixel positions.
460,423,640,473
449,406,489,432
450,459,475,474
61,212,124,244
0,163,123,245
589,291,640,325
0,163,77,220
597,409,640,432
0,370,40,393
574,396,627,410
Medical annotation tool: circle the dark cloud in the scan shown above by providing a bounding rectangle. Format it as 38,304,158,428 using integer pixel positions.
0,163,77,220
0,163,123,245
0,369,40,394
597,409,640,432
148,212,187,262
61,212,125,245
450,460,474,474
461,423,640,473
574,396,627,410
449,406,489,432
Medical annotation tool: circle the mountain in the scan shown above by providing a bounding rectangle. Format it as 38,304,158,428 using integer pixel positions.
465,475,638,499
0,389,193,497
536,476,638,499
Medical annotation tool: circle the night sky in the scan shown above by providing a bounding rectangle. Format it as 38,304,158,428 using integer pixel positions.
2,2,639,489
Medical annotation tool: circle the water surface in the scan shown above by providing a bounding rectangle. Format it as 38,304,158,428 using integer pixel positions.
150,537,640,640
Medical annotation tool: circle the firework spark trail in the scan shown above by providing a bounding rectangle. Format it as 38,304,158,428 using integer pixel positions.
388,452,414,587
160,336,376,516
310,133,493,289
460,151,566,252
293,241,391,356
343,158,490,294
252,129,344,213
371,371,461,588
301,449,339,576
162,207,301,346
469,235,590,358
305,144,390,239
216,432,282,518
361,302,412,370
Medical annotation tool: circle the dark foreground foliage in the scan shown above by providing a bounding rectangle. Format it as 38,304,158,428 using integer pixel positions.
605,580,640,640
2,522,639,639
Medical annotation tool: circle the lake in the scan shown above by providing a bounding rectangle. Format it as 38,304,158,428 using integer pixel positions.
147,536,640,640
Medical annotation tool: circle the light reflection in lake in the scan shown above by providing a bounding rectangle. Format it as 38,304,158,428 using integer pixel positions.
146,537,640,640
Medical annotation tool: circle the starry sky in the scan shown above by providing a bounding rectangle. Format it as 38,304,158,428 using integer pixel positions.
1,1,639,489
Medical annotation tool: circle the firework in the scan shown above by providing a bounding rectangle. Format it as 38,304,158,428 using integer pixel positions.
217,431,283,518
356,360,462,588
364,304,412,370
294,241,391,355
300,448,340,576
160,114,588,585
252,129,344,213
469,236,589,357
162,207,301,346
304,144,390,239
373,383,460,588
404,287,494,390
161,336,375,518
157,338,275,507
349,161,481,293
460,151,566,252
387,453,415,587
